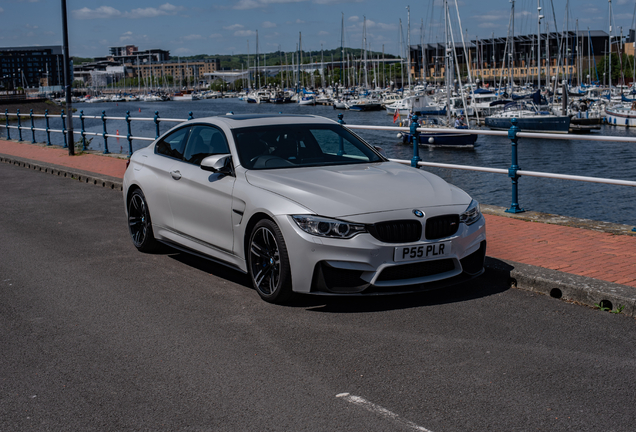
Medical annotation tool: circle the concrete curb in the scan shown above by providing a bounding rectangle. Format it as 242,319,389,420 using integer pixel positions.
0,154,123,192
485,257,636,318
2,151,635,318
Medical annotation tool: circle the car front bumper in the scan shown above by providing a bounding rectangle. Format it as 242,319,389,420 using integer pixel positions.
274,208,487,295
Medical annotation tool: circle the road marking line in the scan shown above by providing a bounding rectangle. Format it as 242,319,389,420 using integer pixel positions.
336,393,434,432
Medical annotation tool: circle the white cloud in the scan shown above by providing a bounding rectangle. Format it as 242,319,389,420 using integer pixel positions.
174,47,192,55
72,6,122,19
126,7,169,18
314,0,362,3
348,16,359,22
72,3,182,19
262,21,277,28
234,30,257,37
234,0,260,9
223,24,244,30
182,34,204,40
234,0,306,9
295,19,305,24
159,3,184,12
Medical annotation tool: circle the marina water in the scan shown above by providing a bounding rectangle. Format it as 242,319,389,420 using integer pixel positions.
27,98,636,226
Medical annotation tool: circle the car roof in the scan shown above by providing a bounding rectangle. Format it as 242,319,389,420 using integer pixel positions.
193,114,338,129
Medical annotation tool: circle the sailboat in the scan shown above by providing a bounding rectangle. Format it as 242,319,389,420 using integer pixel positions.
399,0,477,147
484,0,570,133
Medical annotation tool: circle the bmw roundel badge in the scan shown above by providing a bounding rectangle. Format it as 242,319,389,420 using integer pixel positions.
413,209,424,218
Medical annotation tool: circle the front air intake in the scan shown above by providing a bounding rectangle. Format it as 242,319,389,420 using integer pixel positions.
425,215,459,240
368,220,422,244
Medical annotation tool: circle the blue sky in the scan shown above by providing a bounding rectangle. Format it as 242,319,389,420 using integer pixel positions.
1,0,635,59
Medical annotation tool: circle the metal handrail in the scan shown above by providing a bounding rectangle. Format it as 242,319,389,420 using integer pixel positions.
2,109,635,228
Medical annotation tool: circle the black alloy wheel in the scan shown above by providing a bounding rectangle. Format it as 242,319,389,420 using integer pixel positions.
248,219,293,303
128,189,159,252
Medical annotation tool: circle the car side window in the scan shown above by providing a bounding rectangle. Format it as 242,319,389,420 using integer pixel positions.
183,125,230,165
155,126,190,160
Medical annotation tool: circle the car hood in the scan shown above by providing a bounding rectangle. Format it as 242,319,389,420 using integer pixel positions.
245,162,471,218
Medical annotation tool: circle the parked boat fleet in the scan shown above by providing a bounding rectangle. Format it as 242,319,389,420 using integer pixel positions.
69,82,636,147
238,82,633,135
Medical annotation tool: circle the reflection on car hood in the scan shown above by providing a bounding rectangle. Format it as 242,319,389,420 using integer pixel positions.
245,162,471,218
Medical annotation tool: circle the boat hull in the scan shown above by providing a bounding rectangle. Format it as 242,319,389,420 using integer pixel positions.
605,108,636,127
401,132,478,147
348,103,383,111
484,116,570,134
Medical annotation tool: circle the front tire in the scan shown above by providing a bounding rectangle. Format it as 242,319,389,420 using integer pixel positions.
127,188,159,252
248,219,293,303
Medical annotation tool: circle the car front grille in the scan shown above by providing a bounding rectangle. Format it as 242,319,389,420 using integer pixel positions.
377,259,455,282
368,220,422,243
425,215,460,240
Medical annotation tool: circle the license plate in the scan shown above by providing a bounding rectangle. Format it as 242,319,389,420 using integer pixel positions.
394,241,451,262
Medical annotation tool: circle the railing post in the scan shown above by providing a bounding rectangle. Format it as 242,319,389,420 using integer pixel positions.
61,109,67,148
17,109,23,142
79,110,87,151
410,114,421,168
506,118,525,213
154,111,160,139
101,110,110,154
45,109,51,145
126,110,133,157
5,109,10,140
337,113,345,156
30,109,36,143
188,111,194,121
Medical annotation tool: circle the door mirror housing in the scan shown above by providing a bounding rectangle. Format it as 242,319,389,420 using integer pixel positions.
201,154,233,175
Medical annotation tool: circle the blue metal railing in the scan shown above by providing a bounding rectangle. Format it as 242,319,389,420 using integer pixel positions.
2,108,636,230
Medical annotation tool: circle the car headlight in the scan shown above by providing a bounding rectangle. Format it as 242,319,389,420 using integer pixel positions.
292,215,367,239
460,200,481,226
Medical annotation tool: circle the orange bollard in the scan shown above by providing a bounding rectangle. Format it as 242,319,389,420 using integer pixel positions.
139,108,141,112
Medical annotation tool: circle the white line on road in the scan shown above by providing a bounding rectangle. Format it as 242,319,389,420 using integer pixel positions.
336,393,434,432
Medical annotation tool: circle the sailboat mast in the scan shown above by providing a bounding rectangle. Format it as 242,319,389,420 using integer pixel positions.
537,0,542,89
340,13,344,89
444,0,451,124
407,6,411,90
247,40,250,90
608,0,612,89
510,0,515,91
399,19,404,90
421,19,426,84
363,16,368,88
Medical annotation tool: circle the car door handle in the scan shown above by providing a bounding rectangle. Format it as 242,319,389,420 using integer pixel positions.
170,170,182,180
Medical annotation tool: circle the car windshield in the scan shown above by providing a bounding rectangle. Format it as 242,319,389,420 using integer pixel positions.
232,123,384,170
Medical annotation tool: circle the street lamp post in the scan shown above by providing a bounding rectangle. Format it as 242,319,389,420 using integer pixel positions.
61,0,74,155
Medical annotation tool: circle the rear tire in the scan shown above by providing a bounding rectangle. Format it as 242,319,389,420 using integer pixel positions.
127,188,160,252
248,219,293,304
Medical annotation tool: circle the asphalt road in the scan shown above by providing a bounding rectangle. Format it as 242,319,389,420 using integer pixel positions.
1,162,635,432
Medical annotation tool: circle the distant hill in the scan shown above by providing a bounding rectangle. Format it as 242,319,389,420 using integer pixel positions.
176,48,399,70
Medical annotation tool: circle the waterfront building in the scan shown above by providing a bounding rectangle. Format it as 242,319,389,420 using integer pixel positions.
409,30,619,86
0,45,65,91
73,45,220,89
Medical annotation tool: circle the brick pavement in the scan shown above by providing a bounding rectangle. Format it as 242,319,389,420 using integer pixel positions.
2,138,635,289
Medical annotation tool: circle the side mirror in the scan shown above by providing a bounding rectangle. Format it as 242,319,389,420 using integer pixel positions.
201,154,233,175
